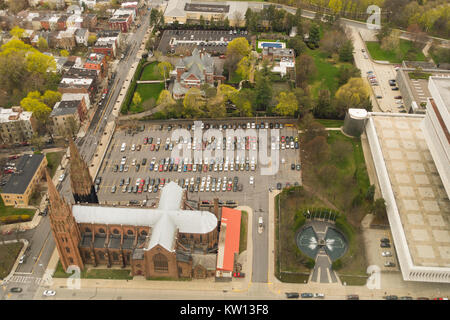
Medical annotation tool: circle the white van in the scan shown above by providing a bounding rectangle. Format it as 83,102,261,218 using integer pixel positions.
120,143,126,152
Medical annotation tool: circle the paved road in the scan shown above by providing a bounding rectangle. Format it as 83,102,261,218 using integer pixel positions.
59,10,152,204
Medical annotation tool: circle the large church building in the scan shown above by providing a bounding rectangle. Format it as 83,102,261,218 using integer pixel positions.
48,141,219,279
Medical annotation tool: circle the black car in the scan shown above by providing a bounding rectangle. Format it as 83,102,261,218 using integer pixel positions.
135,164,140,172
119,179,124,186
380,242,391,248
384,295,398,300
285,292,299,299
10,287,22,293
380,238,390,242
142,158,147,165
301,293,314,298
291,164,295,170
277,183,282,190
295,142,299,149
392,87,399,91
346,295,359,300
399,296,413,300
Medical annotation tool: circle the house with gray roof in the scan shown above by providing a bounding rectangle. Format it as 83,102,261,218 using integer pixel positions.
173,48,218,99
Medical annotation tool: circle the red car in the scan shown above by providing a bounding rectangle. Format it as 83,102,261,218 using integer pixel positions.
187,164,192,172
203,164,208,172
219,55,226,59
161,178,165,186
150,144,155,151
143,137,148,145
158,164,163,172
103,88,108,94
3,169,14,174
281,136,286,143
138,186,143,193
8,155,19,160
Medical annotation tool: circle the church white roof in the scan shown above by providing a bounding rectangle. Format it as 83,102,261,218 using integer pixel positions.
72,182,217,252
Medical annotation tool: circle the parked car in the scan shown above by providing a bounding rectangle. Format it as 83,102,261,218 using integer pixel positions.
380,242,391,248
314,293,325,298
10,287,22,293
381,251,392,257
43,290,56,296
301,293,314,298
384,295,398,300
346,295,359,300
384,262,396,267
285,292,299,299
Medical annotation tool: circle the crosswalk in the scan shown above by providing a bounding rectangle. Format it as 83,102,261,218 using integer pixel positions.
7,275,51,286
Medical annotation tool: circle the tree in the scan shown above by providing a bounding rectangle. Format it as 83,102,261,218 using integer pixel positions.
206,95,227,118
302,116,327,143
328,0,343,15
41,90,61,108
305,135,330,163
236,56,252,80
339,40,354,62
31,132,45,151
157,89,175,106
132,92,142,106
335,78,371,118
226,37,251,58
296,54,316,87
372,198,387,216
274,91,298,116
407,23,427,48
182,88,205,118
9,26,25,39
319,29,347,57
157,61,173,79
87,35,97,46
381,30,401,52
232,11,244,27
294,87,313,118
20,97,51,123
60,50,70,57
308,23,320,47
254,71,272,111
338,64,360,86
37,37,48,52
8,0,28,14
288,36,307,56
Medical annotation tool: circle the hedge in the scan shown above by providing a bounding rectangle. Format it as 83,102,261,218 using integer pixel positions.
0,214,32,224
120,59,147,114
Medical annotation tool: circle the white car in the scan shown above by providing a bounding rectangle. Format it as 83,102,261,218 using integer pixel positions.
131,144,135,151
258,217,263,234
314,293,325,298
381,251,392,257
58,174,65,182
43,290,56,297
249,176,254,185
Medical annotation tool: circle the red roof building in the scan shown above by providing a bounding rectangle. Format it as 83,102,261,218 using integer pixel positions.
216,207,241,278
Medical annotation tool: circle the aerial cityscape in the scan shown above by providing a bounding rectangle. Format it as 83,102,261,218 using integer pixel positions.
0,0,449,306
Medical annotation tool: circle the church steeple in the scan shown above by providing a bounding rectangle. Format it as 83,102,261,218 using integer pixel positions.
46,169,84,271
69,139,98,204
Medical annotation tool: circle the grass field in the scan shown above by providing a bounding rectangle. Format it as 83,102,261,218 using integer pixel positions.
306,48,350,98
239,210,248,254
139,62,163,81
339,275,369,286
53,261,133,280
129,83,165,113
315,119,344,128
365,40,426,63
46,151,64,178
0,197,35,218
0,242,23,279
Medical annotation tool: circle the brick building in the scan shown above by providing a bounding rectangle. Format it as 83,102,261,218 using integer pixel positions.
84,53,107,78
47,159,220,278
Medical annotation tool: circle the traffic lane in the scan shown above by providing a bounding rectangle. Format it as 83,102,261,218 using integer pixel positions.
14,218,51,274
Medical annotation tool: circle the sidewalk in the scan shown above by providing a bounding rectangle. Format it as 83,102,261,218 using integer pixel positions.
1,239,29,285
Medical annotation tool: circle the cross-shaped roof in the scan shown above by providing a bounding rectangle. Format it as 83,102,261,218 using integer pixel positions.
72,182,218,252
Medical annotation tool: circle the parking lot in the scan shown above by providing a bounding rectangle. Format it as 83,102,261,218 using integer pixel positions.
95,120,301,207
363,228,400,273
158,29,250,55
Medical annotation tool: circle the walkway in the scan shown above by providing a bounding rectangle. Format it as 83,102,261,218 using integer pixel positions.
136,80,165,84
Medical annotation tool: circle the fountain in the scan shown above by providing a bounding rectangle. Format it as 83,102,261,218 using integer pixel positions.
296,225,348,261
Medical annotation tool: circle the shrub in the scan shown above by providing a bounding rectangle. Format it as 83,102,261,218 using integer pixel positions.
332,259,342,270
305,258,315,269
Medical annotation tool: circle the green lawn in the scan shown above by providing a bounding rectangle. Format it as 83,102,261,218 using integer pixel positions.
239,210,248,254
0,197,35,218
0,242,23,279
315,119,344,128
306,48,349,98
130,83,165,113
339,275,369,286
365,40,426,63
227,71,243,84
53,261,132,280
139,62,163,81
46,151,64,178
